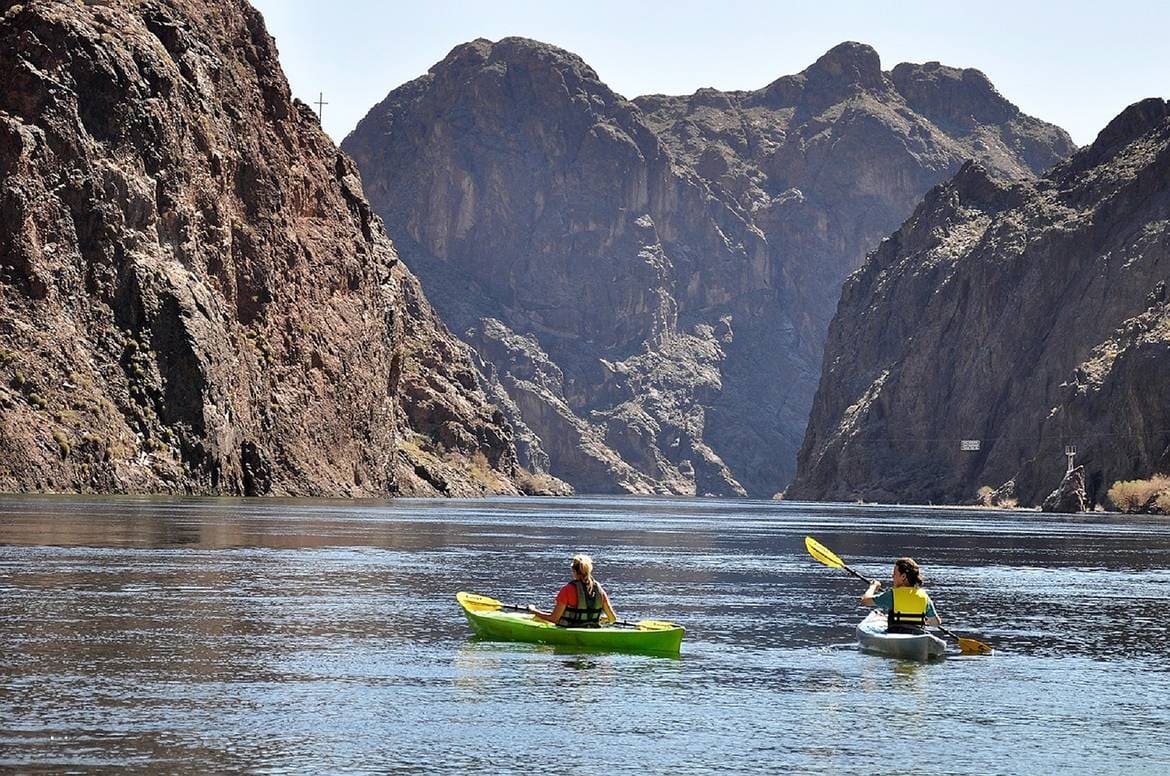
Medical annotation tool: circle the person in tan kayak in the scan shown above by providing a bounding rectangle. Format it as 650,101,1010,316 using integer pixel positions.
861,557,941,634
528,553,617,627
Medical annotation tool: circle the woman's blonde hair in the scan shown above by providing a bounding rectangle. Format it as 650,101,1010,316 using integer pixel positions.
572,553,596,592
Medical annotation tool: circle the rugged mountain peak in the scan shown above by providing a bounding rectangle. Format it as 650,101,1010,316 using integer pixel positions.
1065,97,1170,174
347,36,669,346
947,160,1022,210
344,36,769,496
688,87,736,111
1092,97,1170,150
890,60,1018,129
805,41,885,91
434,36,602,84
752,42,885,109
869,160,1017,271
429,37,493,72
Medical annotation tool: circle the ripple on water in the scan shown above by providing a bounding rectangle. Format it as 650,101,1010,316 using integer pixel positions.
1,496,1169,773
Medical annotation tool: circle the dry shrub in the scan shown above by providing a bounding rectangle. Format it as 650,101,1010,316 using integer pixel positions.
1107,475,1170,512
444,449,500,490
1156,490,1170,516
515,467,566,496
469,450,491,475
467,451,499,489
976,484,1016,508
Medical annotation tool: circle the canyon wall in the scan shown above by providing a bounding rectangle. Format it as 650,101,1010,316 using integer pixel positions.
344,38,1074,496
790,99,1170,506
0,0,536,496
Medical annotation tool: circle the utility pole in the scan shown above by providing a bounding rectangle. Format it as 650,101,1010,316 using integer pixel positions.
314,92,328,124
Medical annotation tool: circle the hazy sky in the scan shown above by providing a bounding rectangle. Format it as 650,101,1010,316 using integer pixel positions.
250,1,1168,147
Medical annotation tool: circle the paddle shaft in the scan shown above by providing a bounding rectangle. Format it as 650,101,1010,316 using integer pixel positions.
495,601,649,629
835,560,877,586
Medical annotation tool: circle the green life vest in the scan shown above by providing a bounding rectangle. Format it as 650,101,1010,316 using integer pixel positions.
558,580,604,628
888,586,929,632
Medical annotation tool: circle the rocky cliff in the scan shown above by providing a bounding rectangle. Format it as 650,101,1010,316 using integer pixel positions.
343,38,1073,496
0,0,534,496
789,99,1170,506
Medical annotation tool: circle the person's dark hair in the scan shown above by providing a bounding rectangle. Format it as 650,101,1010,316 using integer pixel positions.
895,557,923,587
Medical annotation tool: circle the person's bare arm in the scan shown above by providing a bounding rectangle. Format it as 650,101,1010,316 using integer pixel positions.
601,594,617,625
861,580,882,606
528,602,567,624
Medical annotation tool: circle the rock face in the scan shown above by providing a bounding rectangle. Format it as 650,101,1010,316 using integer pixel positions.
790,99,1170,507
1042,466,1087,513
0,0,537,496
343,38,1073,496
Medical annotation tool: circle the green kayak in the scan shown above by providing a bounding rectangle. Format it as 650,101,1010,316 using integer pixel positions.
456,591,685,656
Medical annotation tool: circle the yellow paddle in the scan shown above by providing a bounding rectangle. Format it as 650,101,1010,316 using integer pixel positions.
804,536,993,656
457,592,678,631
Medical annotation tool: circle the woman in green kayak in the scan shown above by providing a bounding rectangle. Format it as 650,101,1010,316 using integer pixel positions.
861,557,942,634
529,553,617,628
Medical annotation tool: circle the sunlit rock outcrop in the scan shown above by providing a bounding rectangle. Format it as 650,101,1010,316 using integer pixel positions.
0,1,539,496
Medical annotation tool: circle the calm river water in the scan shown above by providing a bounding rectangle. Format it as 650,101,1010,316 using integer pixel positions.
1,495,1168,773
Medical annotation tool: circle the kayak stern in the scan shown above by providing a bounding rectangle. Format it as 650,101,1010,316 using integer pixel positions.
855,610,946,661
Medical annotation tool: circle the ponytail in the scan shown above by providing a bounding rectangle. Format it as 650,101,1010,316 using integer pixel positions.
895,557,923,587
572,553,596,594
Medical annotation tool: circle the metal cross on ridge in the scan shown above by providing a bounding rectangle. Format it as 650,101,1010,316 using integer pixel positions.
314,92,328,122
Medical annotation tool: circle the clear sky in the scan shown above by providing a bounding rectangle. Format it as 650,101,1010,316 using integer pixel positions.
249,0,1169,147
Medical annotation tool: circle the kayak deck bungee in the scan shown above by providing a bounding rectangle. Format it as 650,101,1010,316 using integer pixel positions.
856,610,947,661
456,592,684,656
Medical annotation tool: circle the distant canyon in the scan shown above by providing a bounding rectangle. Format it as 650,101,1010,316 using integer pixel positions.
343,36,1072,498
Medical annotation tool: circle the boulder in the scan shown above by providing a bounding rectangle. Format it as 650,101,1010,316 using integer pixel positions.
1042,466,1088,513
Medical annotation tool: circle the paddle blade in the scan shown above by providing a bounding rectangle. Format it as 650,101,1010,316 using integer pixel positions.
957,637,994,656
805,536,845,570
635,619,679,631
607,617,680,630
456,592,504,612
938,624,994,655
